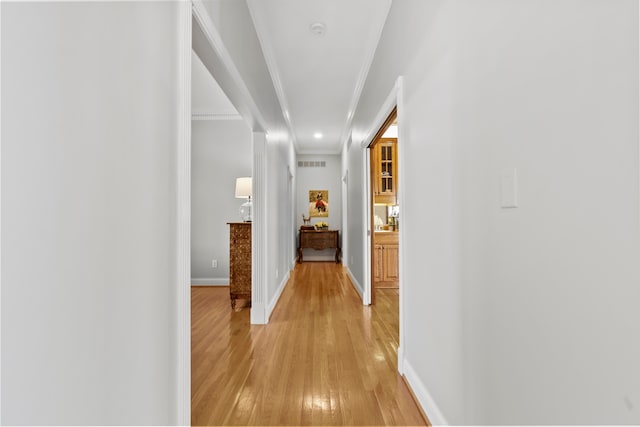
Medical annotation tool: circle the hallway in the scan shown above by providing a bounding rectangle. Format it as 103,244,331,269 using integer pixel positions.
192,263,427,426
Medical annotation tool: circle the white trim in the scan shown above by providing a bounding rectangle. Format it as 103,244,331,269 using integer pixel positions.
191,112,242,121
397,345,404,375
404,359,448,426
0,1,3,419
267,270,290,319
362,148,372,305
175,2,192,425
191,278,229,286
346,267,364,299
251,132,268,324
298,253,336,262
395,77,406,375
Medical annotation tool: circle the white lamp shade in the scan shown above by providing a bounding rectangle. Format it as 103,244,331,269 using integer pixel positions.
235,177,252,199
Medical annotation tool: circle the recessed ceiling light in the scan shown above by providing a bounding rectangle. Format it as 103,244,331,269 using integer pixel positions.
314,133,323,139
310,22,326,37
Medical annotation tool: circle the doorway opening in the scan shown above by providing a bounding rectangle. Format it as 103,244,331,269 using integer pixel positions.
368,107,398,304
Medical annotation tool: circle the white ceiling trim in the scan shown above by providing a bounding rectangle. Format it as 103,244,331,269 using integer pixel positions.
192,0,268,132
246,0,298,151
337,0,393,154
191,113,243,121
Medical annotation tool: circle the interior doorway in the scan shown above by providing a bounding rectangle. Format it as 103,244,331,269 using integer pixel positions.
368,107,399,304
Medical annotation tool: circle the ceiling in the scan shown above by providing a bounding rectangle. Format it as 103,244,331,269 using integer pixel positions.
192,0,392,154
247,0,392,154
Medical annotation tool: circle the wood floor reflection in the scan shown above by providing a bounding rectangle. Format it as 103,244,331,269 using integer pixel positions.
191,262,428,426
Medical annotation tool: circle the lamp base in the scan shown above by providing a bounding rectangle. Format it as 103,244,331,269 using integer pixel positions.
240,199,252,222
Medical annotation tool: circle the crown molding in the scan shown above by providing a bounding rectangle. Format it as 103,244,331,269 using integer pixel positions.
191,112,243,121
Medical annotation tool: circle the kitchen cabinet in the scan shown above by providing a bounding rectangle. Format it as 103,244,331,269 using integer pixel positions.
373,232,399,288
372,138,398,205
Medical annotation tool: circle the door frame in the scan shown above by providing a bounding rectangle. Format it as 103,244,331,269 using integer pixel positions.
368,112,398,305
176,2,192,424
360,76,406,373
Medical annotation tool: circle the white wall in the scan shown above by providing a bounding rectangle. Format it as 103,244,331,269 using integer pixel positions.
349,0,640,424
455,1,640,424
346,141,366,293
2,2,181,425
351,2,463,423
296,155,343,261
191,119,251,284
264,137,296,316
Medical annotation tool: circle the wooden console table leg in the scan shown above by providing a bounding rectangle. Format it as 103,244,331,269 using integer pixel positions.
298,247,303,263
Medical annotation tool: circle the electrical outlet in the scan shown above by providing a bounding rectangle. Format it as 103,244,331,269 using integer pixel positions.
211,259,218,269
275,268,279,279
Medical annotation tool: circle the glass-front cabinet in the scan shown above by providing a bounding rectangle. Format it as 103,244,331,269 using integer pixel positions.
372,138,398,205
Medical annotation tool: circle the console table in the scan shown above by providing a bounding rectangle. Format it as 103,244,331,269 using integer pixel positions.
298,229,341,263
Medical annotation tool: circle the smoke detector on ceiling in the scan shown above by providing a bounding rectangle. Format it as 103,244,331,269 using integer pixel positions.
310,22,326,37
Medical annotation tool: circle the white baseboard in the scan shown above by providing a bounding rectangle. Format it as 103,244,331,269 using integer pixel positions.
300,248,337,262
346,268,363,298
267,270,290,319
191,278,229,286
300,255,336,262
250,302,267,324
403,359,448,426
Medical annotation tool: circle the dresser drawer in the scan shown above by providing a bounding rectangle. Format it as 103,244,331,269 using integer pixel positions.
301,231,336,249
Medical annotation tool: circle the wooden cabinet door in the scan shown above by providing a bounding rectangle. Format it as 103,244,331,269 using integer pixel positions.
373,233,399,288
373,244,384,282
382,244,399,283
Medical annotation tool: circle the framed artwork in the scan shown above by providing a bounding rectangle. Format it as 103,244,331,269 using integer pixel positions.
309,190,329,217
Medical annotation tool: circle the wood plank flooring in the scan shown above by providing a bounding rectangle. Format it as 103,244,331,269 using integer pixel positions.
192,262,428,426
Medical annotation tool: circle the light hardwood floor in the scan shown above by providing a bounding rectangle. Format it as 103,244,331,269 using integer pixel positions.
192,262,428,426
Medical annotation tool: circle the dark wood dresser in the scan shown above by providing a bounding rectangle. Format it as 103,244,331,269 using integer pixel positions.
298,229,341,263
228,222,251,309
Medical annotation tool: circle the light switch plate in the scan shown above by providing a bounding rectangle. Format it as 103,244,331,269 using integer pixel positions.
500,168,518,208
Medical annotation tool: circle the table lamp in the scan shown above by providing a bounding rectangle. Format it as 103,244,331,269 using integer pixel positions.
235,177,252,222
